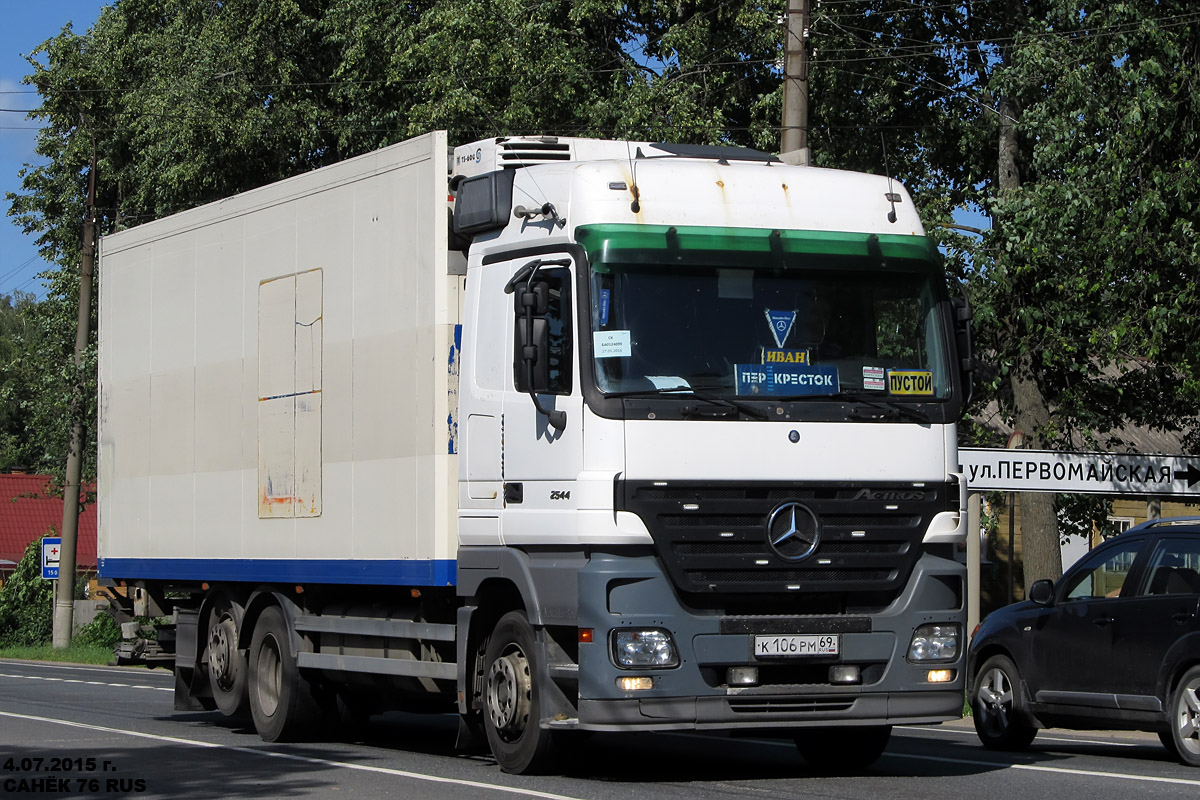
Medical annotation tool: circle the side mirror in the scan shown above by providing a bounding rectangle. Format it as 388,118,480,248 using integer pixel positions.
504,258,571,432
515,316,550,393
1028,579,1055,607
514,281,548,316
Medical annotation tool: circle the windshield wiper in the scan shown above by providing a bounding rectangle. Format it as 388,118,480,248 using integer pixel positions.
834,391,931,424
605,387,769,420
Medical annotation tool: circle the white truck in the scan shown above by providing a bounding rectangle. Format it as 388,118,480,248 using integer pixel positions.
98,131,973,773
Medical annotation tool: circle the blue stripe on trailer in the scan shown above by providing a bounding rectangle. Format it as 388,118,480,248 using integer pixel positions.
98,558,457,586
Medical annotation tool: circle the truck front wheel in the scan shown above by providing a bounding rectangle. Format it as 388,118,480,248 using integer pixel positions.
483,611,555,774
248,605,319,742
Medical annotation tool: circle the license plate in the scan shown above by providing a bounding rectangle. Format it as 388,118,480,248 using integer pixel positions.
754,634,839,657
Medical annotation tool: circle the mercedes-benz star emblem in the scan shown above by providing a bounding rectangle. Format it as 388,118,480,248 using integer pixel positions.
765,502,820,561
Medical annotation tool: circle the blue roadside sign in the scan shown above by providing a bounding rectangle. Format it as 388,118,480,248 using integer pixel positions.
42,537,61,580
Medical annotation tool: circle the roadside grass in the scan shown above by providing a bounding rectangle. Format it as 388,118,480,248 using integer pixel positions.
0,644,115,665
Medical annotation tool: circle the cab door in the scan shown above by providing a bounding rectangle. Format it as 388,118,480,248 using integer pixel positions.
498,255,586,545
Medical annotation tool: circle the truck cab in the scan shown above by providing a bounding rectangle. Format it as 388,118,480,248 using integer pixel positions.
450,136,970,771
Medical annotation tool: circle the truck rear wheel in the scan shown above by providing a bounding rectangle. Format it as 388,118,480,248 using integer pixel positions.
248,605,319,742
483,611,555,774
206,598,248,717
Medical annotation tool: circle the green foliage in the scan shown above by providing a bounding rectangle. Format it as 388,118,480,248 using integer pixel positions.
0,643,116,665
73,610,122,648
0,539,54,648
0,291,40,470
976,0,1200,450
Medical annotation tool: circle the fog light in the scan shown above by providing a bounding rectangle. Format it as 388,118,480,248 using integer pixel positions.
829,665,861,684
926,669,955,683
727,667,759,686
908,623,960,662
616,676,655,691
612,629,680,668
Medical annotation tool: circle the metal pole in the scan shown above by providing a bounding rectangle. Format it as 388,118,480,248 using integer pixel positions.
1007,492,1016,605
967,492,981,640
781,0,810,165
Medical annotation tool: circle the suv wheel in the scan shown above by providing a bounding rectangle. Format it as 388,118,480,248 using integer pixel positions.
1166,665,1200,766
972,654,1037,751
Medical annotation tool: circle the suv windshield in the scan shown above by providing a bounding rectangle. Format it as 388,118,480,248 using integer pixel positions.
577,224,953,402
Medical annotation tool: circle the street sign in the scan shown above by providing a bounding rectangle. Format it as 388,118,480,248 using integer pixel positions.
41,537,62,580
960,448,1200,496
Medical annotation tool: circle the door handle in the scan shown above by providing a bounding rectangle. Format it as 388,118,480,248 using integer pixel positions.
1172,612,1195,623
1092,617,1114,627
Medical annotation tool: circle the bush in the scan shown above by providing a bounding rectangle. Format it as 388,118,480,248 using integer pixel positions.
0,538,54,647
74,610,122,648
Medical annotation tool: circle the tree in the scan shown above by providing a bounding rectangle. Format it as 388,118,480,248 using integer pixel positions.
973,1,1200,585
7,0,1200,594
0,291,38,471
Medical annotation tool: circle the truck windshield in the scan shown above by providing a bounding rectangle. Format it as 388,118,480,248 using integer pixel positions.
577,225,953,402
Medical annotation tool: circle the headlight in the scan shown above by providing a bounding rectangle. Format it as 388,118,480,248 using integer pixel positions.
907,623,960,662
611,629,679,668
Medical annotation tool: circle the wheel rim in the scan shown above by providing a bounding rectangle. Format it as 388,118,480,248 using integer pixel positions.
486,645,532,742
255,633,283,718
1175,676,1200,757
976,666,1015,735
208,617,237,691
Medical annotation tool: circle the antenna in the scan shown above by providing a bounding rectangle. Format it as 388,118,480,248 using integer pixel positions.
881,132,898,224
626,140,641,213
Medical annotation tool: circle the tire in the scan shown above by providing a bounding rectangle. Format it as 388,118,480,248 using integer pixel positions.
248,605,320,742
205,598,249,717
794,726,892,771
1165,665,1200,766
972,654,1037,751
1158,730,1180,760
482,611,555,774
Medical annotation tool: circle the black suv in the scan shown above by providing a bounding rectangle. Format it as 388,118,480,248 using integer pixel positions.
968,517,1200,766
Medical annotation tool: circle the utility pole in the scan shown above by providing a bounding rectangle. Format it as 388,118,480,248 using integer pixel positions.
53,144,97,649
781,0,810,165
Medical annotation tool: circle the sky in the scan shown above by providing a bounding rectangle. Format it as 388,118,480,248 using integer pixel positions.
0,1,108,300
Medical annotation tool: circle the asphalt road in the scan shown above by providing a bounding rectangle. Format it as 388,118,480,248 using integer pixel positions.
2,659,1199,799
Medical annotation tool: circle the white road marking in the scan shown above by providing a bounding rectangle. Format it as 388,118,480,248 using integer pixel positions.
0,660,167,678
885,751,1200,787
0,710,586,800
0,672,172,692
905,725,1141,748
743,729,1196,786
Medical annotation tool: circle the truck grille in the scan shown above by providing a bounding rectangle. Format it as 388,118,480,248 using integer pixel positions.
617,480,954,597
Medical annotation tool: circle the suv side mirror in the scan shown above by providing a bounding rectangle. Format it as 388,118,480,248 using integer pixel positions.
1029,579,1055,606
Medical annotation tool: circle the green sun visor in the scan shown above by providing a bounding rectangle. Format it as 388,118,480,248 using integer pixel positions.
575,224,940,271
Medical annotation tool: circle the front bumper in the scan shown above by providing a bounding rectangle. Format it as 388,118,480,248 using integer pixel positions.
573,551,965,731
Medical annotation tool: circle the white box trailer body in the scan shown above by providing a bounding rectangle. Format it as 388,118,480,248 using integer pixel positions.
99,132,460,585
